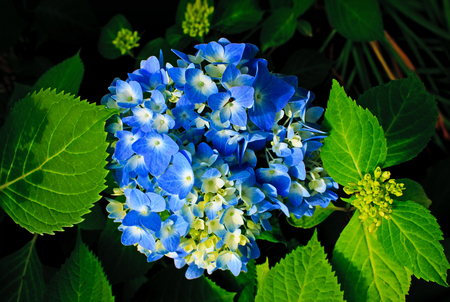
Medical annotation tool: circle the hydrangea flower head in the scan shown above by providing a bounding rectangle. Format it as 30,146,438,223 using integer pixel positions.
103,38,338,279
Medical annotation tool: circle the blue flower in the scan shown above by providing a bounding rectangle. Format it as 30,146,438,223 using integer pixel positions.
112,80,143,108
184,68,218,103
157,152,195,199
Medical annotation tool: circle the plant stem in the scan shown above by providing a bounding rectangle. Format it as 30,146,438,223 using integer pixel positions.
319,29,337,53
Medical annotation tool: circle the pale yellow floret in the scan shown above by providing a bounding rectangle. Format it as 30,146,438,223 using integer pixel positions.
112,28,140,55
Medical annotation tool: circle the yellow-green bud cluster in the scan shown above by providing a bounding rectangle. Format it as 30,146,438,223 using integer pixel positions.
344,167,405,233
112,28,140,55
182,0,214,38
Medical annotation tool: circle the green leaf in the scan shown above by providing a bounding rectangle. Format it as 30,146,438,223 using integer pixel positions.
293,0,315,17
379,200,450,287
144,266,235,301
0,236,44,302
296,19,313,37
324,0,384,41
122,276,147,302
281,49,331,88
287,206,335,228
98,14,132,60
260,7,297,52
255,229,344,302
236,260,256,302
78,201,106,231
322,80,387,186
165,25,193,50
176,0,190,26
396,178,432,208
9,83,32,109
0,89,116,234
256,258,270,293
32,52,84,96
47,233,113,302
256,216,287,245
212,0,264,34
135,38,178,69
331,212,411,302
357,73,439,167
97,219,152,284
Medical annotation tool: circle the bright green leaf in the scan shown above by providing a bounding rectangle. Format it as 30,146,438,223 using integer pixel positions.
293,0,315,17
379,200,450,287
281,49,332,88
165,25,193,50
331,212,411,302
256,217,287,245
212,0,264,34
98,14,132,60
256,258,270,293
97,219,152,284
144,266,235,301
324,0,384,41
255,229,344,302
0,89,116,234
31,52,84,96
135,38,178,69
260,7,297,52
0,237,44,302
357,73,439,167
47,233,113,302
322,80,387,186
287,206,335,228
396,178,432,208
297,19,313,37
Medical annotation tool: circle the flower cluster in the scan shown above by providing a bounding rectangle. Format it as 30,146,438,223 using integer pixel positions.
102,38,338,279
182,0,214,38
112,28,140,55
344,167,405,233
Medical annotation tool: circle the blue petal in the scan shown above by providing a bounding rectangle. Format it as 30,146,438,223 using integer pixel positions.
185,263,204,279
140,211,162,232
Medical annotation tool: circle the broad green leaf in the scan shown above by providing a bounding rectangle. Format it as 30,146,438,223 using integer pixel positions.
260,7,297,52
97,219,152,284
236,260,256,302
255,230,344,302
0,237,44,302
144,266,235,301
396,178,432,208
256,217,287,245
35,0,98,44
0,89,116,234
357,73,439,167
8,82,32,109
324,0,384,41
212,0,264,34
47,233,113,302
287,206,335,228
78,201,106,231
135,38,178,69
165,25,193,50
281,49,331,88
331,212,411,302
98,14,132,60
293,0,315,17
379,200,450,287
322,80,387,186
297,19,313,37
256,257,270,293
122,276,147,302
31,52,84,96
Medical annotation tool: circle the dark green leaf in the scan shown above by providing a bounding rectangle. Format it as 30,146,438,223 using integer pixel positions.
165,25,193,50
379,200,450,286
47,233,113,301
281,49,331,88
357,73,439,167
332,212,411,302
0,237,44,302
78,201,106,231
296,19,313,37
35,0,99,44
97,219,152,284
98,14,132,60
396,178,432,208
122,276,147,302
0,0,25,53
260,7,297,52
236,260,256,302
176,0,190,26
8,83,32,109
322,80,387,186
255,230,344,302
287,206,335,228
212,0,264,34
144,266,235,301
256,217,287,245
0,89,116,234
324,0,384,41
136,38,178,69
293,0,315,17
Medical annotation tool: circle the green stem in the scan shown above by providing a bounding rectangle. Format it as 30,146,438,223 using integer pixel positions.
242,21,264,42
319,29,337,53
